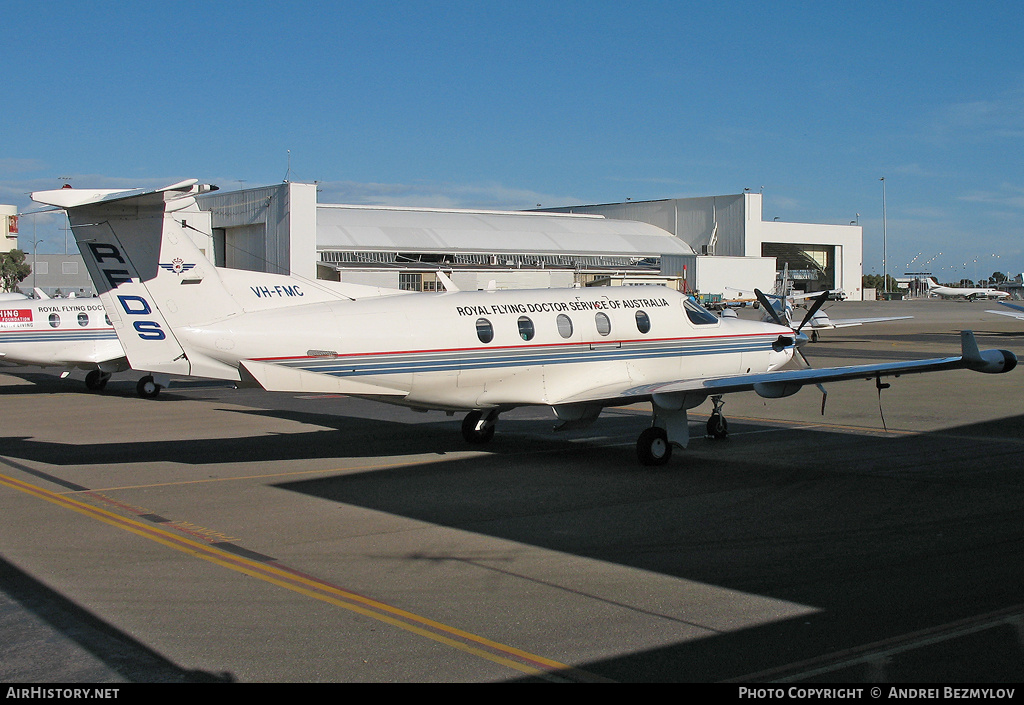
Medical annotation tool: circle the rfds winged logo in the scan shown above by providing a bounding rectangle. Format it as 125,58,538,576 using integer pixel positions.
159,258,196,275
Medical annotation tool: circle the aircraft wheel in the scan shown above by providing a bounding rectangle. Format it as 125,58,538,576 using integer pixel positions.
636,427,671,466
136,375,161,399
706,412,729,440
85,370,103,390
461,410,495,444
810,331,819,343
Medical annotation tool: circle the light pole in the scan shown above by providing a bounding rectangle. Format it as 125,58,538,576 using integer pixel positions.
880,178,887,294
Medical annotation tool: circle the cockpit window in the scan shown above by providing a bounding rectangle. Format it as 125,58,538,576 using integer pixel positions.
682,298,719,325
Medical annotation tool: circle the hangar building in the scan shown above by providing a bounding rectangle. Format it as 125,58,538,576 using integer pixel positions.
16,183,865,300
542,192,863,299
190,182,864,299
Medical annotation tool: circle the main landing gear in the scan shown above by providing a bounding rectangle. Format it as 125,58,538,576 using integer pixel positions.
636,394,729,466
136,375,162,399
461,409,498,444
84,370,111,391
84,371,163,398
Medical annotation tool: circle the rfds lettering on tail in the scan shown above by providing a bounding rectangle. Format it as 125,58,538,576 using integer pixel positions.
31,180,1018,465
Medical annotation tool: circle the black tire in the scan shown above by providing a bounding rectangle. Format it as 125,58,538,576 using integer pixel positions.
636,427,672,466
85,370,110,390
706,413,728,440
461,410,495,443
136,376,161,399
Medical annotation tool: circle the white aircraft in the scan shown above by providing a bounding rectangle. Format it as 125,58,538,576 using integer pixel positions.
925,278,1010,301
0,293,167,397
29,181,1018,465
726,286,912,342
986,300,1024,321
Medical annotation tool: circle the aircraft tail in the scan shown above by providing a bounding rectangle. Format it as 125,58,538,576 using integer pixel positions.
30,180,338,381
32,181,237,379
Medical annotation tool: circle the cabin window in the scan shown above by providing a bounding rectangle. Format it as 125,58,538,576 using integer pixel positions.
556,313,573,338
48,313,60,328
476,318,494,344
635,310,651,334
105,314,111,326
77,312,89,327
683,297,719,325
517,316,535,341
595,312,611,336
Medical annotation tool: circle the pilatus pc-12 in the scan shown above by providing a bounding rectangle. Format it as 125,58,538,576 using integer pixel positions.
31,181,1017,465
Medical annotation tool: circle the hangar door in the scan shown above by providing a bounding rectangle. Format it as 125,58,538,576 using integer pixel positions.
761,243,836,293
223,224,268,272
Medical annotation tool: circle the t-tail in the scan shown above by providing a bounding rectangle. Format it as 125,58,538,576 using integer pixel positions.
30,180,345,382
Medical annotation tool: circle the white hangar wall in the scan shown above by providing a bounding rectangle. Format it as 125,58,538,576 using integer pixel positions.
195,183,862,299
545,193,865,299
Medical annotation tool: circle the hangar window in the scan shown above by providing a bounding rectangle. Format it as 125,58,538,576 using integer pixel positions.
78,312,89,327
556,313,573,338
476,318,494,344
635,310,651,334
517,316,535,341
48,313,60,328
595,312,611,336
682,297,719,325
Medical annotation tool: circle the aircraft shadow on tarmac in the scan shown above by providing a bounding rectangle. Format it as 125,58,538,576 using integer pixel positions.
0,555,234,683
268,414,1024,683
3,369,1024,681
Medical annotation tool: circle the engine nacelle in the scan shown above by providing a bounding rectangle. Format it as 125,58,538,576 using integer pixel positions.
753,381,802,399
967,349,1017,374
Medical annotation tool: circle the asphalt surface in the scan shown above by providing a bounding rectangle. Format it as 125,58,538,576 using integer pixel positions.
1,297,1023,683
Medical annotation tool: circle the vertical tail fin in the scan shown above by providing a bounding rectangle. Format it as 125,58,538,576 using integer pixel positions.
31,182,242,380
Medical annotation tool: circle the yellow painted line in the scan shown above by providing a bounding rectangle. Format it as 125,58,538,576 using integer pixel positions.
0,469,599,681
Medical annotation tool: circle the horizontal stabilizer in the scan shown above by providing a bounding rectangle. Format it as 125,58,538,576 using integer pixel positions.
239,359,407,397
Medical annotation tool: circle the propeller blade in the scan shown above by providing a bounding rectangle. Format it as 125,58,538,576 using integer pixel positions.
796,292,829,333
755,289,787,327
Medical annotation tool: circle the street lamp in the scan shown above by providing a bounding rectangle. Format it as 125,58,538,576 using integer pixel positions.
880,178,887,294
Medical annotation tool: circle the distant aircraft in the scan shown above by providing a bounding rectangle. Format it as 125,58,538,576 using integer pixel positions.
986,300,1024,321
726,285,911,342
0,295,166,397
30,180,1018,465
925,278,1010,301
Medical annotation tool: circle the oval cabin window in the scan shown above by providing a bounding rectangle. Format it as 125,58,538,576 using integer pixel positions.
517,316,535,341
556,313,573,338
476,318,494,344
635,310,651,334
595,312,611,336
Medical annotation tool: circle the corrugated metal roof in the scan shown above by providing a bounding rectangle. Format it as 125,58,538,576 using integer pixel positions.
316,205,694,257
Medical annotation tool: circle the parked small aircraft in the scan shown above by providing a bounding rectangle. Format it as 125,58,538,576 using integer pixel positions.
0,293,166,396
926,278,1010,301
762,291,911,342
30,181,1018,465
726,285,911,342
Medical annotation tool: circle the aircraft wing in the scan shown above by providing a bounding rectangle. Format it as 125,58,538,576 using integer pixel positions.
819,315,913,329
987,302,1024,321
552,331,1013,407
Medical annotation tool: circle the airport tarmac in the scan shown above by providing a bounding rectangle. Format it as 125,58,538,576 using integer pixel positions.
1,297,1023,683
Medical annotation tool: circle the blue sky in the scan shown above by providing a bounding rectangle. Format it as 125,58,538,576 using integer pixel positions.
3,1,1023,283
